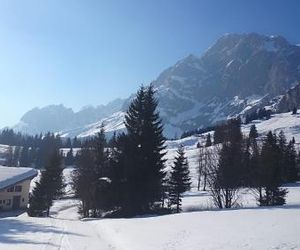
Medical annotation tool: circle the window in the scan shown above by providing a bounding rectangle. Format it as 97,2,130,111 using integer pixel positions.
3,200,5,204
15,186,22,192
0,200,2,204
7,186,14,192
7,199,11,206
22,198,25,202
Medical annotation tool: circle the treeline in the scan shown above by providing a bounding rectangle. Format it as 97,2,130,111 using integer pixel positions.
0,130,84,168
180,107,273,139
0,128,121,168
181,126,215,139
0,129,83,148
3,132,62,169
197,118,299,208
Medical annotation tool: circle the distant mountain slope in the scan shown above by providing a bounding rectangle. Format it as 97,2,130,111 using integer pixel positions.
12,33,300,138
13,99,124,135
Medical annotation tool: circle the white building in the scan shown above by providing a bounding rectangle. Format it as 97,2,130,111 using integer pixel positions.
0,166,38,210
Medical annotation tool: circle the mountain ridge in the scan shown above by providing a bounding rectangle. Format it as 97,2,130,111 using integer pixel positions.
11,32,300,138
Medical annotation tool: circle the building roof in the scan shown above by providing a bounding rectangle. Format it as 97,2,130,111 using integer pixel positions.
0,166,38,190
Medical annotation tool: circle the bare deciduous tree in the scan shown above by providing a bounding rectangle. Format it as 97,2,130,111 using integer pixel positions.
206,144,241,209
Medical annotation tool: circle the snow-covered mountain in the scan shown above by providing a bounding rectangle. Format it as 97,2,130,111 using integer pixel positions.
12,33,300,138
153,33,300,136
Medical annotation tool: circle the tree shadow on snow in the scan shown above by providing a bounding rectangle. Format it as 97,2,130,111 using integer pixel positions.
0,218,83,246
0,210,25,218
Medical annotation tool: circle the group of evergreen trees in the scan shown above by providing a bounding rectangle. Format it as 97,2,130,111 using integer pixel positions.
73,86,191,217
198,119,299,208
0,129,82,148
244,107,272,124
2,132,60,168
1,132,80,168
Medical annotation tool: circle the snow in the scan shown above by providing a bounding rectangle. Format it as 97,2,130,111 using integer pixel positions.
0,166,38,190
1,185,300,250
0,144,10,154
0,138,300,249
243,110,300,143
226,59,235,68
230,96,244,106
59,111,126,138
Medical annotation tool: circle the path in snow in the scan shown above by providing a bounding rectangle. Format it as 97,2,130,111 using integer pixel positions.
0,199,117,250
44,199,117,250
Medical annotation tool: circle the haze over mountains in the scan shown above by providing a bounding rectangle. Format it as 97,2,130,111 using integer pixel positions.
12,33,300,138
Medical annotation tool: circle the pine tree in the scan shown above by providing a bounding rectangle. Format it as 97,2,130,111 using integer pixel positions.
278,130,288,182
115,85,166,216
65,148,74,166
213,125,225,144
285,140,298,182
73,148,97,217
249,124,258,140
19,146,30,167
92,125,113,216
28,150,64,217
73,126,113,217
259,131,287,206
65,138,72,148
27,182,48,217
205,133,212,147
247,125,262,196
168,146,191,213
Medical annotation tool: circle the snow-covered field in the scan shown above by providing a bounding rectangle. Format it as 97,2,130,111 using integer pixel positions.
1,184,300,250
1,157,300,250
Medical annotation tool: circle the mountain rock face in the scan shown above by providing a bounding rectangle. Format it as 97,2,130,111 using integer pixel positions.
12,33,300,138
275,82,300,113
152,33,300,136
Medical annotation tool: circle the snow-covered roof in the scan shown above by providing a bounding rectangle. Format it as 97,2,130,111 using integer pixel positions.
0,166,38,190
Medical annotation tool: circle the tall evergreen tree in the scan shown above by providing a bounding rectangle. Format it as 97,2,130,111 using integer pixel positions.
73,147,97,217
73,126,113,217
277,130,288,182
285,140,298,182
259,131,287,206
115,85,166,216
168,146,191,213
247,125,262,196
28,150,64,217
205,133,212,147
65,148,75,166
249,124,258,140
19,146,30,167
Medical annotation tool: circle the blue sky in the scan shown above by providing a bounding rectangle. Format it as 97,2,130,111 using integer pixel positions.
0,0,299,127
